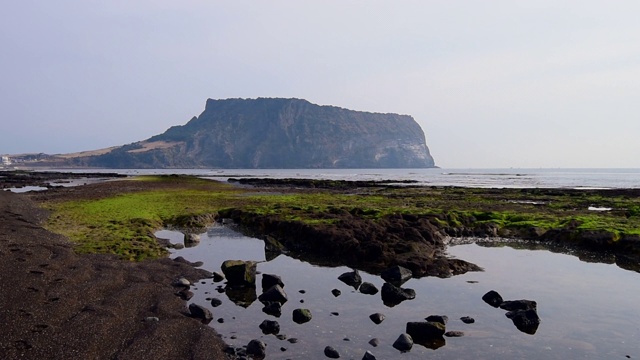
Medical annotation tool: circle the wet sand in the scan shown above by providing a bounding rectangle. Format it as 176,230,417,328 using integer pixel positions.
0,190,230,359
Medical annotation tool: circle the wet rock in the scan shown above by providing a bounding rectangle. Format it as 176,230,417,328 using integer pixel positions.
292,308,312,324
262,273,285,291
392,333,413,352
425,315,448,325
362,350,376,360
262,301,282,317
221,260,257,286
445,331,464,337
359,282,379,295
482,290,503,307
406,321,446,341
246,339,267,358
288,338,299,344
175,288,193,300
212,272,225,282
173,256,193,266
324,345,340,358
217,318,224,323
506,309,541,335
210,298,222,307
174,277,191,287
331,289,341,297
224,345,240,356
188,303,213,323
368,338,380,347
380,265,413,285
500,299,537,312
192,261,204,267
258,284,288,304
369,313,385,325
381,282,416,307
259,319,280,335
331,312,339,316
338,270,362,288
173,243,185,250
460,316,475,324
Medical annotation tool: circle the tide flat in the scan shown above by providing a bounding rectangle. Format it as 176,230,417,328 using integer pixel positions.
160,226,640,360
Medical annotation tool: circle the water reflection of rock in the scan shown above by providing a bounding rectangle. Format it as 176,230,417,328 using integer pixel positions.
183,232,201,248
406,321,447,350
224,285,257,308
474,240,640,273
414,336,446,350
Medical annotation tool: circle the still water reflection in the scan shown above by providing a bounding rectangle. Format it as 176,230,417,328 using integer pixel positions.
157,227,640,359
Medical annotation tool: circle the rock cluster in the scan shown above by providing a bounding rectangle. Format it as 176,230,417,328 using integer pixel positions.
177,256,539,359
482,290,541,334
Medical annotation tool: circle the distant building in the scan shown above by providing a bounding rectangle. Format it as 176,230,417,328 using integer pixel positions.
2,156,11,166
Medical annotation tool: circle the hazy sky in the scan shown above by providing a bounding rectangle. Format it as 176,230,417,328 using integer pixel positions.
2,1,639,168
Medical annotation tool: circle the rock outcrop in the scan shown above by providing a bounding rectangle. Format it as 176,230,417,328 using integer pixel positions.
66,98,436,169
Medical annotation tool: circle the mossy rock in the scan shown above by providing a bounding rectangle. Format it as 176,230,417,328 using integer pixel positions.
221,260,257,286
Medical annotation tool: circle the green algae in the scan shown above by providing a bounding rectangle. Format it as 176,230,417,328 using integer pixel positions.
39,176,640,260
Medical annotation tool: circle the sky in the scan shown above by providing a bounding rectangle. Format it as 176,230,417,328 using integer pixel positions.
1,1,639,168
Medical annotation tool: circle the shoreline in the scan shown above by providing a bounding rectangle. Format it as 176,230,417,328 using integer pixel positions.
0,190,231,359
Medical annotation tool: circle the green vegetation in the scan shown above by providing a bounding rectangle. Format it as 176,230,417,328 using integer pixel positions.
42,176,249,260
39,176,640,260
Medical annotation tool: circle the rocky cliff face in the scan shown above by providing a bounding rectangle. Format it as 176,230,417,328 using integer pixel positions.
71,98,436,169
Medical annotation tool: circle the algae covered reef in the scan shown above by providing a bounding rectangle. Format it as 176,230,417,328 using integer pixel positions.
29,175,640,275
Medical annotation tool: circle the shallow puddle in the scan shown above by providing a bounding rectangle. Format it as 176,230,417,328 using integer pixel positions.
157,227,640,359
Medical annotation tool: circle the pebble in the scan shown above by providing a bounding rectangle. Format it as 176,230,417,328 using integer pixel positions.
461,316,475,324
324,346,340,359
369,313,385,325
392,333,413,352
445,331,464,337
175,277,191,286
362,350,377,360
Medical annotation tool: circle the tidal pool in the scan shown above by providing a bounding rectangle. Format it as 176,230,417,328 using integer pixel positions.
157,227,640,359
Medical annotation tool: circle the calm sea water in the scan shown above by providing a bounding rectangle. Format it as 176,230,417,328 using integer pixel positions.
159,227,640,360
43,167,640,189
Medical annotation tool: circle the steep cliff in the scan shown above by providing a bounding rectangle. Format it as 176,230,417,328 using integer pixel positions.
71,98,436,169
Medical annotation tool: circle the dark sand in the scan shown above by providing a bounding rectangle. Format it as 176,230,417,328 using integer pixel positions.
0,190,230,359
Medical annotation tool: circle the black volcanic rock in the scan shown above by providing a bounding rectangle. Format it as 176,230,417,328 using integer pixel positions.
69,98,436,169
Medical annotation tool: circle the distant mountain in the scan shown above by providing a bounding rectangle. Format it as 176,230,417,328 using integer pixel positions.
33,98,437,169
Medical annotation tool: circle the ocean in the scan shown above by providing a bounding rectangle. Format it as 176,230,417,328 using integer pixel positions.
50,167,640,189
